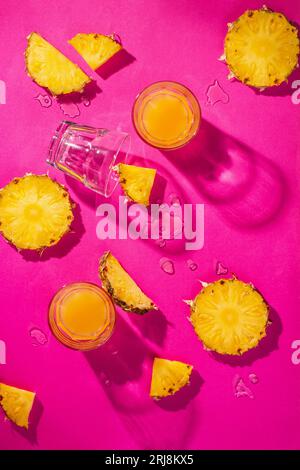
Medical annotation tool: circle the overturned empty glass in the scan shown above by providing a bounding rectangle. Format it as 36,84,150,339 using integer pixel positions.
47,121,130,197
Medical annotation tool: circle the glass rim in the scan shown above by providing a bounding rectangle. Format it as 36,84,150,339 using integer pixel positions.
132,80,201,150
48,282,116,351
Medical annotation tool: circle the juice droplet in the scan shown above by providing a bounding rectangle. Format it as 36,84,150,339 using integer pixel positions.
35,94,52,108
206,80,229,106
216,261,228,275
29,327,48,346
59,101,80,118
187,259,198,271
249,373,259,384
160,257,175,275
233,375,254,399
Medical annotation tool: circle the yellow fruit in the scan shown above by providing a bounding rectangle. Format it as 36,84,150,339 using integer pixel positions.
99,251,157,314
150,358,193,399
189,278,269,355
0,383,36,429
116,163,156,206
224,7,299,88
0,174,74,251
25,32,91,95
69,33,122,70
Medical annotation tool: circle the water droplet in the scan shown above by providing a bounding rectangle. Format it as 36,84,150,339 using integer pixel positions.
104,379,110,386
112,350,118,356
249,373,259,384
35,94,52,108
216,261,228,276
82,98,91,107
155,238,166,248
160,257,175,275
59,101,80,118
187,259,198,271
206,80,229,106
29,327,48,346
168,193,181,207
233,375,254,399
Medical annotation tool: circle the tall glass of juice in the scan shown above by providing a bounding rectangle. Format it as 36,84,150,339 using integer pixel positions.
48,282,116,350
132,81,201,150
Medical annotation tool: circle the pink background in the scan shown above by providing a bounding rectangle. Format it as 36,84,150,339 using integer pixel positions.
0,0,300,450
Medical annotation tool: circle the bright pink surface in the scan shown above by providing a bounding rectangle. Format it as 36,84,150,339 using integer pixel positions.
0,0,299,450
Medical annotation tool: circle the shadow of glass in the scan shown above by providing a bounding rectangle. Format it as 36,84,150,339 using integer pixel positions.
96,49,136,80
210,306,282,367
127,309,169,346
21,201,85,262
162,119,288,229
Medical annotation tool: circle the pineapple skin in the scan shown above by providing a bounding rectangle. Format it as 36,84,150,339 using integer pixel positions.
25,32,91,95
0,174,74,251
224,7,300,88
99,251,157,314
190,278,270,356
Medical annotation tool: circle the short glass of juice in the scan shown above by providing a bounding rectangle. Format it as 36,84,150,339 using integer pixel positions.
132,81,201,150
48,282,116,350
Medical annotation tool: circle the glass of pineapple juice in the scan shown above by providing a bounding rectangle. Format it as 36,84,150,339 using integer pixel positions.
48,283,116,350
132,81,201,149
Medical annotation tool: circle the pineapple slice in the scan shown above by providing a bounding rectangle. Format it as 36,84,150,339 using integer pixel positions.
189,278,269,355
150,358,193,399
68,33,122,70
99,251,157,314
0,174,74,251
224,7,299,88
25,32,91,95
116,163,156,206
0,383,36,429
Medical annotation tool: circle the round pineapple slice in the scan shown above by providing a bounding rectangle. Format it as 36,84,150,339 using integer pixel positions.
190,278,269,355
25,32,91,95
224,7,299,88
0,174,74,251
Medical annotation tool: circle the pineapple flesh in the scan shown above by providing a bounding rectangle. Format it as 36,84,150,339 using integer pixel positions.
0,383,36,429
26,32,91,95
69,33,122,70
150,358,193,399
99,251,157,314
0,174,74,251
189,278,269,355
116,163,156,206
224,7,299,88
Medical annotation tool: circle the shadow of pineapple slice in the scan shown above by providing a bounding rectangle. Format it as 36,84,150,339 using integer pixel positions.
68,33,122,71
99,251,157,314
150,358,193,399
0,383,36,429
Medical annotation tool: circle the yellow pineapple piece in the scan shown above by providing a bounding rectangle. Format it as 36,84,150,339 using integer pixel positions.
0,383,36,429
150,358,193,399
116,163,156,206
0,174,74,251
224,7,299,88
189,278,269,355
99,251,157,314
69,33,122,70
25,32,91,95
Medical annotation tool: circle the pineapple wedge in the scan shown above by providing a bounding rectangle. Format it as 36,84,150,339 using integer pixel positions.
116,163,156,206
189,278,269,355
224,7,299,88
25,32,91,95
0,383,36,429
69,33,122,70
150,358,193,399
99,251,157,314
0,174,74,251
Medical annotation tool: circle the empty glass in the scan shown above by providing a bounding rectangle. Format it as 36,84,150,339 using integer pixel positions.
47,121,130,197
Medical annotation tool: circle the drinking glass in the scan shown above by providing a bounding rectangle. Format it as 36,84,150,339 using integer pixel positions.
47,121,130,197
